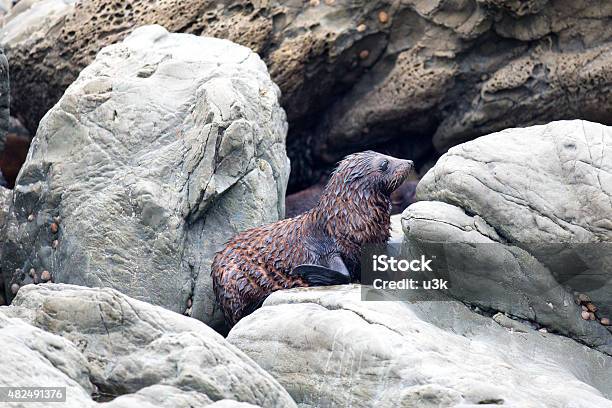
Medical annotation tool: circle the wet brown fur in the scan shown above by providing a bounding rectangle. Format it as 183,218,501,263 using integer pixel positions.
211,151,413,326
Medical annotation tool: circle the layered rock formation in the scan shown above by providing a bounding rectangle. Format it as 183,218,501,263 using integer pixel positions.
228,285,612,407
1,283,297,407
3,0,611,189
403,120,612,354
1,25,289,330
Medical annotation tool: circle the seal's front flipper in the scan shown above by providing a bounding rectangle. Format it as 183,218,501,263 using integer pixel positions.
291,259,351,287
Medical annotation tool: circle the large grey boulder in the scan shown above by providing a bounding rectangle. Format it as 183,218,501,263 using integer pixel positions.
403,200,612,354
4,0,612,190
227,285,612,408
3,283,296,407
0,25,289,330
417,120,612,244
402,120,612,353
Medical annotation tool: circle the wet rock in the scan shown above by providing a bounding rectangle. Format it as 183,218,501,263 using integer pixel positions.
4,0,612,189
1,25,289,330
402,120,612,354
0,46,8,166
0,123,30,188
0,185,10,300
227,285,612,407
4,283,296,407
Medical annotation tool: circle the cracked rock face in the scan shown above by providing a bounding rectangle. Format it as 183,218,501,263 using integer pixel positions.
227,285,612,407
1,283,296,407
403,120,612,354
3,0,612,189
0,25,289,330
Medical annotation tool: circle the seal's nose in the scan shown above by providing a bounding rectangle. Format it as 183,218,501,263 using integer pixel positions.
396,159,414,172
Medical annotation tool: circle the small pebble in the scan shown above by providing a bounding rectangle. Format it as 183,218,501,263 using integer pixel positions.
585,303,597,313
357,24,367,32
581,305,588,311
11,283,20,295
52,240,59,249
309,0,319,6
27,214,35,222
538,328,548,333
589,312,596,321
601,318,610,326
581,311,591,320
577,293,591,304
359,50,370,59
50,223,59,234
29,268,36,277
378,10,389,24
41,270,51,282
187,298,193,308
324,0,334,5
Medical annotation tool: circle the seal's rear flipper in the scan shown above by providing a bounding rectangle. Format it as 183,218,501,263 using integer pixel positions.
291,264,351,286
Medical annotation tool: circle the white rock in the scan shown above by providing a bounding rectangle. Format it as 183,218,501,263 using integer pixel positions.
228,285,612,407
1,25,289,329
4,283,296,408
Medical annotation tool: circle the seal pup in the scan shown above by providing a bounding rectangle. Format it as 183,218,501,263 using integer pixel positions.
211,151,414,326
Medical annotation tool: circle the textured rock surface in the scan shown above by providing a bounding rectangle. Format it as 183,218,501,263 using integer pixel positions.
0,306,96,408
3,283,296,407
0,25,289,330
417,120,612,244
228,285,612,408
403,200,612,354
0,46,8,166
3,0,612,189
0,185,10,304
403,120,612,353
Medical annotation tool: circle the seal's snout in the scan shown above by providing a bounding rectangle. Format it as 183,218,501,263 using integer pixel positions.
393,158,414,178
388,158,414,192
396,159,414,174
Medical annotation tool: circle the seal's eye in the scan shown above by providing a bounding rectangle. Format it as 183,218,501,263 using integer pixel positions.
380,159,389,172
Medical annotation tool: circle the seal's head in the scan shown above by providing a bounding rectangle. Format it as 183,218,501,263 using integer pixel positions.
329,151,414,196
